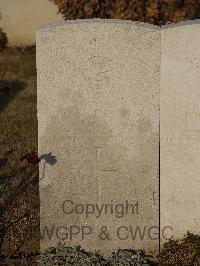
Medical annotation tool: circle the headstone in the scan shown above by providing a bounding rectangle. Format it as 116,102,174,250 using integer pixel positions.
160,21,200,243
37,19,160,256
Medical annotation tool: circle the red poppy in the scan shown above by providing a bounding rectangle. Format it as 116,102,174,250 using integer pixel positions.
20,151,40,165
51,247,56,255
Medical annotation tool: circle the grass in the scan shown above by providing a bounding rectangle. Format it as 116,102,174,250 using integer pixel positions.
0,46,39,256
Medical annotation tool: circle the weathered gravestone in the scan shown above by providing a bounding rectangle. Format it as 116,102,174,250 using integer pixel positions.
37,19,160,256
160,20,200,244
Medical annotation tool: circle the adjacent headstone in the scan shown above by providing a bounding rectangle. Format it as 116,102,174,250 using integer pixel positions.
160,20,200,243
37,19,160,256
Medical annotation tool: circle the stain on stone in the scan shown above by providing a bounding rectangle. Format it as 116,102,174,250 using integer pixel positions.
39,98,159,252
137,116,152,133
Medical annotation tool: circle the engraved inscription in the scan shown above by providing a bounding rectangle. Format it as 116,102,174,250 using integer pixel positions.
82,55,112,93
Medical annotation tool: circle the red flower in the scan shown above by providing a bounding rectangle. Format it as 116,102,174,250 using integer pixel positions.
20,151,40,165
51,247,56,255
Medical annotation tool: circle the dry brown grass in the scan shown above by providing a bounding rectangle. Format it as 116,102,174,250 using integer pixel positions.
0,47,39,256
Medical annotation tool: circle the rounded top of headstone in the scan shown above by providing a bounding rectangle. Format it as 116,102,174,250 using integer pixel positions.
37,18,160,32
37,18,200,34
161,18,200,30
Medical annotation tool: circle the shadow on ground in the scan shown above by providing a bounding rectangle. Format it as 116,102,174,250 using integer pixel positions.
0,79,27,112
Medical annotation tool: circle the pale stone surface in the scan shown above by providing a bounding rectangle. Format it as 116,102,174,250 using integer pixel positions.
160,21,200,243
37,19,160,255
